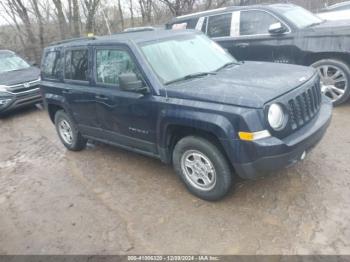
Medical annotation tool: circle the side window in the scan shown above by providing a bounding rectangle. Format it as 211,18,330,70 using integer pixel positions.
96,49,139,86
240,10,279,36
65,49,88,81
207,13,232,38
185,18,199,29
42,51,62,79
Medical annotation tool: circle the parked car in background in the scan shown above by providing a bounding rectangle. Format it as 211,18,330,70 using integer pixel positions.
0,50,41,116
317,1,350,21
166,4,350,105
40,30,332,200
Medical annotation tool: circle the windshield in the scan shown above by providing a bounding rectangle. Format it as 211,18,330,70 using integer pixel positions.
274,5,324,28
139,34,236,84
0,53,30,73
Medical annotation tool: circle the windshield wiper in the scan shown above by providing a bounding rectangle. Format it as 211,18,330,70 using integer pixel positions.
164,72,216,85
215,61,241,72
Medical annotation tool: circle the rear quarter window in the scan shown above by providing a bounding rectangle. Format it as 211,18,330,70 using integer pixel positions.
41,51,62,80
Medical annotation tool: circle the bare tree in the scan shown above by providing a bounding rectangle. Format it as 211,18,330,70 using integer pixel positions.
72,0,81,36
129,0,134,27
4,0,39,61
83,0,101,33
117,0,125,30
30,0,45,49
139,0,153,23
0,1,27,54
52,0,68,39
159,0,197,16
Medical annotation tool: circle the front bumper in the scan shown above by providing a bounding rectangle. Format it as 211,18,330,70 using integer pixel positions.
233,97,332,179
0,88,42,114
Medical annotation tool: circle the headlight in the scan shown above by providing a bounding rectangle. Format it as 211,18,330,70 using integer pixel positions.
0,90,13,106
268,103,285,130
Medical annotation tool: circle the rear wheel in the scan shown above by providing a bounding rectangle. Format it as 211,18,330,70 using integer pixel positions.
54,110,87,151
312,59,350,105
172,136,233,201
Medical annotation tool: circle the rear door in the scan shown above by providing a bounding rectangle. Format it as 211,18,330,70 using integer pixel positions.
92,46,158,154
63,47,100,137
206,12,234,51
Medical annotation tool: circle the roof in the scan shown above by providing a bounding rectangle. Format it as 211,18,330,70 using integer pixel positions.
167,3,295,23
48,29,198,48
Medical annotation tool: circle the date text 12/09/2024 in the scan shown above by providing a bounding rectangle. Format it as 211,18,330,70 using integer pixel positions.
127,256,220,261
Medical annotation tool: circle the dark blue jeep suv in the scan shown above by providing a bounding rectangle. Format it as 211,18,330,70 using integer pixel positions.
40,30,332,200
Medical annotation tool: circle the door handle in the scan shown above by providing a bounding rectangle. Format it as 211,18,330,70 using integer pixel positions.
95,95,109,100
62,89,72,94
236,43,250,48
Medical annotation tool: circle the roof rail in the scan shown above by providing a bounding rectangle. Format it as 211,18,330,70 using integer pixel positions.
176,7,227,19
49,36,97,46
123,26,156,33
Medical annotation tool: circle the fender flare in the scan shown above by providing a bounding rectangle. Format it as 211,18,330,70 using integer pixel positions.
157,109,236,162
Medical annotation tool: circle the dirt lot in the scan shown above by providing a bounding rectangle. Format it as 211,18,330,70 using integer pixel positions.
0,104,350,255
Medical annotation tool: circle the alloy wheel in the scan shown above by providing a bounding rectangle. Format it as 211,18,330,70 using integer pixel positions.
58,119,73,145
181,150,217,191
316,65,348,103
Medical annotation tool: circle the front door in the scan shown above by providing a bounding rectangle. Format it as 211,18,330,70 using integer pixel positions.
92,47,158,154
227,10,296,64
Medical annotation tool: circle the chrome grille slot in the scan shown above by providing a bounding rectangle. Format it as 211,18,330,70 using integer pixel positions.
10,84,39,94
287,80,322,130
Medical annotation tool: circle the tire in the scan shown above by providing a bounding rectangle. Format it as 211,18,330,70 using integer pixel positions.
311,59,350,106
172,136,233,201
54,110,87,151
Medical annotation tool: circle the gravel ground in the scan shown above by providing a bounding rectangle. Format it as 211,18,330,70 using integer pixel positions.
0,103,350,255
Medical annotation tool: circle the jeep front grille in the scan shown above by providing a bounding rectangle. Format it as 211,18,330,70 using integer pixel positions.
288,80,322,130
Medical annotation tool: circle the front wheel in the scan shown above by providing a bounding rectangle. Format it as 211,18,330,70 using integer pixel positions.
312,59,350,106
172,136,233,201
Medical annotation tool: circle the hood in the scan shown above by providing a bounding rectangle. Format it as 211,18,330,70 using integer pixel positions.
0,67,40,86
301,20,350,36
165,62,316,108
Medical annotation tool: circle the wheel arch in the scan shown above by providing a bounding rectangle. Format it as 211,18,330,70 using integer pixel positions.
48,103,65,123
158,117,235,169
304,52,350,67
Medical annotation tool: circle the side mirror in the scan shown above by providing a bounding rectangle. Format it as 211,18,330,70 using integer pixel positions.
119,73,148,93
268,22,287,35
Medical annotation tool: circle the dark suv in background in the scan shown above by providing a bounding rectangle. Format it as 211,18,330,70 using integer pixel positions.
40,30,332,200
0,50,41,115
167,4,350,105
